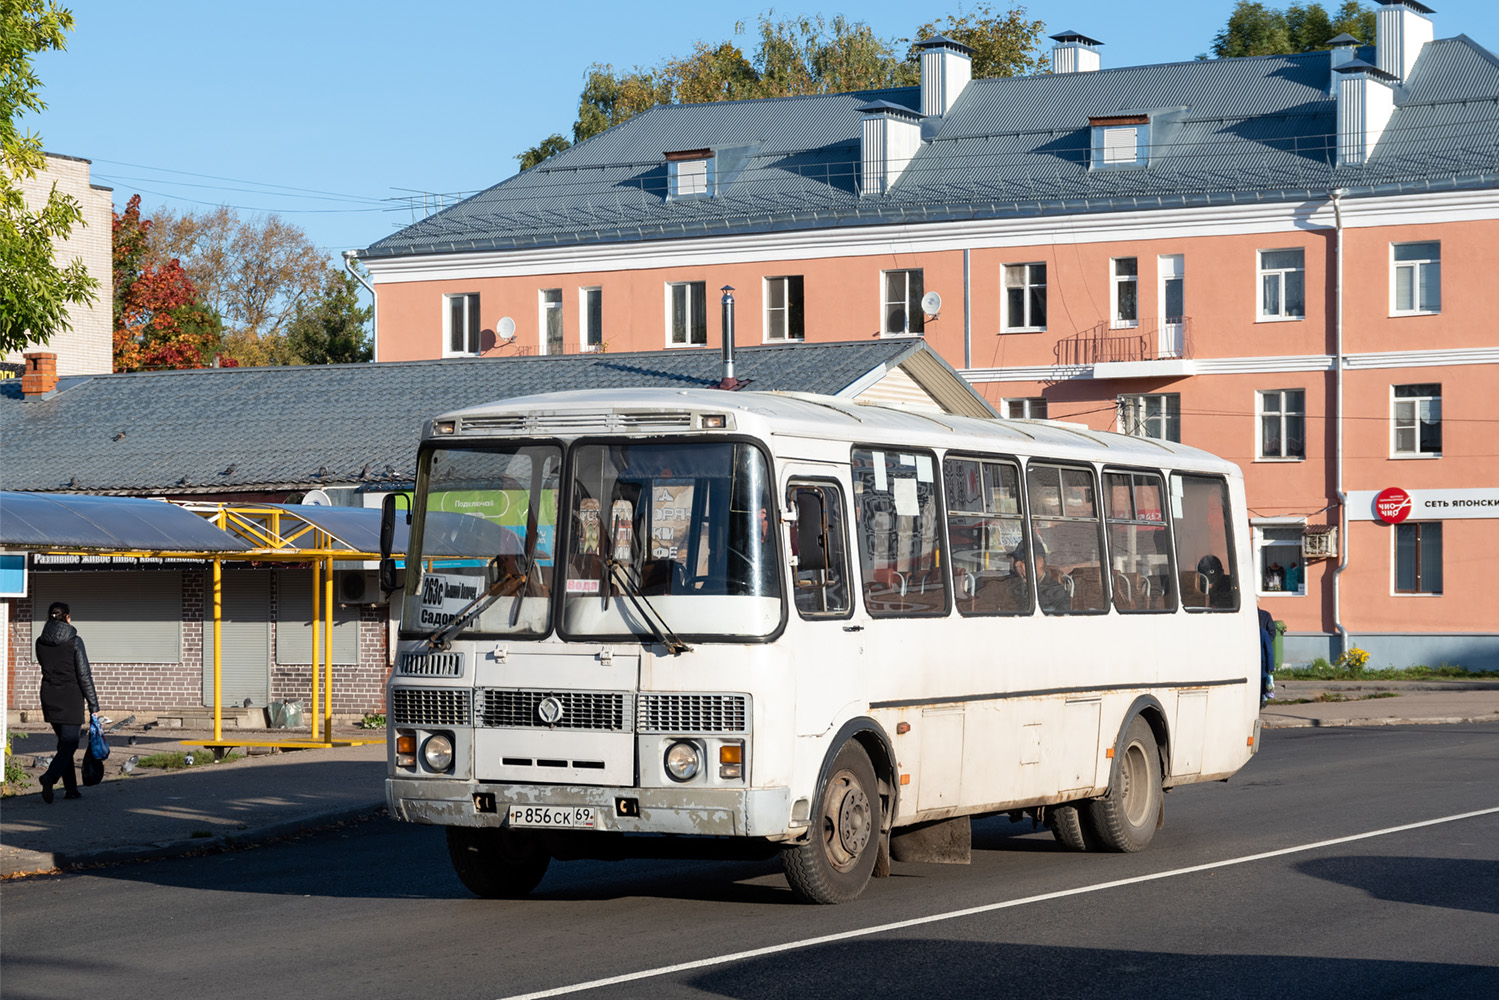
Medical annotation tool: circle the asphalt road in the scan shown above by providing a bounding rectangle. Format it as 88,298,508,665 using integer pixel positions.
3,723,1497,1000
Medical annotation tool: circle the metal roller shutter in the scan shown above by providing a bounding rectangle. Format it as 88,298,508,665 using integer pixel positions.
204,570,270,707
274,569,358,665
33,571,182,663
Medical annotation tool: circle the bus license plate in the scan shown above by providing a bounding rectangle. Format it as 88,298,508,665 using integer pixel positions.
507,805,596,829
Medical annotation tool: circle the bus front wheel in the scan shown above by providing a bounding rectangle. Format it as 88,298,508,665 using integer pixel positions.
446,826,551,898
1086,716,1163,852
782,741,881,904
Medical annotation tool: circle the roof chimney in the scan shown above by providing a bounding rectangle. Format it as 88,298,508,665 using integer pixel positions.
859,101,923,196
21,352,58,397
1335,59,1398,166
1050,30,1104,74
1376,0,1434,81
1327,32,1362,92
913,35,972,117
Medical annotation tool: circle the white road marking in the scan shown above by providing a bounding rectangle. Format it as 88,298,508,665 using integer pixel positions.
496,805,1499,1000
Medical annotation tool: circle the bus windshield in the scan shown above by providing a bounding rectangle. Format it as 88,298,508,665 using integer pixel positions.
561,441,783,640
404,443,562,638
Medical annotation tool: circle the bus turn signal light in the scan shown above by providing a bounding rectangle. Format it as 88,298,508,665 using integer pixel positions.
719,745,742,764
396,732,416,768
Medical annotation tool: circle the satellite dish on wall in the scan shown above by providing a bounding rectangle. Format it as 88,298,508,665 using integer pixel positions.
920,291,942,316
497,317,516,340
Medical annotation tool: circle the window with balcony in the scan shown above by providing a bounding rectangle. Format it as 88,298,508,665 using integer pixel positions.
1392,383,1441,457
540,288,563,355
1112,257,1138,328
1003,262,1046,331
765,275,805,341
1158,254,1185,357
1258,389,1305,460
1392,241,1440,315
882,269,924,335
581,287,602,352
1119,393,1180,443
1259,248,1305,320
444,292,481,356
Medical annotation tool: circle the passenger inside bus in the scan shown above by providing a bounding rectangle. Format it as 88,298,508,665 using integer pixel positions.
1007,539,1071,614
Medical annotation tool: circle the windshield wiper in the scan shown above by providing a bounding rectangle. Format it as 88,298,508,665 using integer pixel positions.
605,558,691,656
426,554,530,650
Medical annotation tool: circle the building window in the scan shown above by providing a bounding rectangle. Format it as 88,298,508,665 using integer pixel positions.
1159,254,1185,357
581,287,602,352
666,151,714,198
1393,383,1441,456
445,292,480,356
1119,393,1180,442
1003,263,1047,331
1259,249,1305,320
1255,524,1305,595
1003,397,1048,420
882,269,924,335
765,275,804,341
540,288,563,355
1395,522,1441,594
1258,389,1305,459
1090,118,1149,168
1392,241,1440,314
1112,257,1138,328
668,281,707,345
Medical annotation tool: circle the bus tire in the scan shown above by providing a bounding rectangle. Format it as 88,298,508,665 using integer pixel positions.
782,741,880,904
1086,716,1163,853
1047,802,1097,851
446,826,551,898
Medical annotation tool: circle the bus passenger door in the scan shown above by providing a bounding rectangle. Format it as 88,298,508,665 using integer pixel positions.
784,478,858,738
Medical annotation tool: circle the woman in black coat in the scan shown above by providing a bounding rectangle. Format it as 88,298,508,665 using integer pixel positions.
35,601,100,802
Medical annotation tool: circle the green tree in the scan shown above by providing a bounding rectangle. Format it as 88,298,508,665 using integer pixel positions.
909,3,1050,78
284,267,372,365
517,6,1048,168
1211,0,1376,58
0,1,98,355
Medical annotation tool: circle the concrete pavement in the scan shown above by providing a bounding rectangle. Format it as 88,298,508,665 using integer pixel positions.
4,678,1498,879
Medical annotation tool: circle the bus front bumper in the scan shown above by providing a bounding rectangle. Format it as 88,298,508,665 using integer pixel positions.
386,777,793,839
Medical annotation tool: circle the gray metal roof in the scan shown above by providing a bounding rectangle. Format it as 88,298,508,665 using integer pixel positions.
0,340,976,495
362,36,1499,260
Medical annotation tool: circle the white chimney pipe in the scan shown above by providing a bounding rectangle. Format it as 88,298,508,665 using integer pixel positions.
913,35,972,117
1376,0,1434,81
1050,30,1104,74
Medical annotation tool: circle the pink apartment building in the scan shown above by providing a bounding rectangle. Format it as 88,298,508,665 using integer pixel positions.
359,3,1498,669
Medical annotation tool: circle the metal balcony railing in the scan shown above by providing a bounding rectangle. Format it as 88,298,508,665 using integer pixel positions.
1053,318,1194,367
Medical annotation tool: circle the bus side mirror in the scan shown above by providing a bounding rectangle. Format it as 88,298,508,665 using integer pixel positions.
380,493,410,594
794,492,827,572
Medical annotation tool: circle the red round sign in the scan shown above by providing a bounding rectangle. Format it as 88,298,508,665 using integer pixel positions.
1374,486,1413,524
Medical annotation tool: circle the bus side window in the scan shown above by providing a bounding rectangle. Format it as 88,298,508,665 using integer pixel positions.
943,455,1029,616
1171,473,1240,611
1104,471,1177,613
787,484,851,618
1025,464,1109,615
851,448,948,617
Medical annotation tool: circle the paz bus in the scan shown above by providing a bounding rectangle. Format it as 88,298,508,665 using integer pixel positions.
379,387,1261,904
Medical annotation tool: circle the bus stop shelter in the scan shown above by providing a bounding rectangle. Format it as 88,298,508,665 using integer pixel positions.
1,491,405,752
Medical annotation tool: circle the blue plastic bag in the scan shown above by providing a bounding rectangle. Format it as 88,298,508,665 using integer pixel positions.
88,715,110,761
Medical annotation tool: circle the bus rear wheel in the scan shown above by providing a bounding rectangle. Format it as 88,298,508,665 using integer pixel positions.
1086,716,1163,853
782,741,880,904
446,826,552,898
1047,802,1099,851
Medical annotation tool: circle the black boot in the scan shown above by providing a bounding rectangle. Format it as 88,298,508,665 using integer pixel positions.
40,778,54,804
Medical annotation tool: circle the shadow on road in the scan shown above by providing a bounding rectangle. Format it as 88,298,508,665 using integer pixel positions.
682,937,1499,999
1296,856,1499,915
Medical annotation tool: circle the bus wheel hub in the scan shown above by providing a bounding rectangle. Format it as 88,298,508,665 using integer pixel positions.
838,787,871,856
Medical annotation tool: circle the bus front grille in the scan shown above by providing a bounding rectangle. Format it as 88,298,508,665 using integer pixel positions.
391,687,471,727
636,693,749,734
478,689,629,731
397,651,463,677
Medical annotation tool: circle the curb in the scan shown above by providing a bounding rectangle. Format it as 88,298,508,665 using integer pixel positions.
1261,715,1494,729
2,801,387,880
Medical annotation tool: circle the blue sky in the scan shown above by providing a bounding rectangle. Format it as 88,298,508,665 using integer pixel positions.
30,1,1499,262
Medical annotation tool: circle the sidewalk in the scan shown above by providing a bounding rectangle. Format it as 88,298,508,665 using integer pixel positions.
2,722,387,878
5,682,1499,879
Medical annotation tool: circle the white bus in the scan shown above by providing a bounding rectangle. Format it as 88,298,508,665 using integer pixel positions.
380,388,1261,904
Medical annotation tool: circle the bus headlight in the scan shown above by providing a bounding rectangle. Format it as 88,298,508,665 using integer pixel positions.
422,733,454,772
664,741,701,782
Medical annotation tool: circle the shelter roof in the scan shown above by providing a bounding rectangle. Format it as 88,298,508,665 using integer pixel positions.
0,340,980,495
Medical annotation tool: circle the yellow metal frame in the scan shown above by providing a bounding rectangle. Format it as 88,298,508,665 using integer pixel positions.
37,503,392,752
